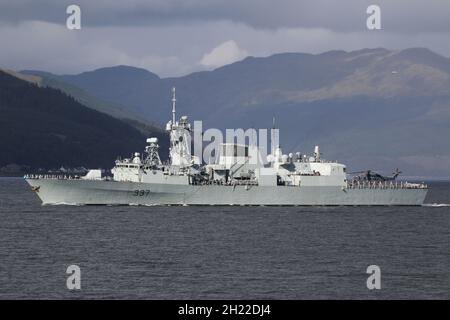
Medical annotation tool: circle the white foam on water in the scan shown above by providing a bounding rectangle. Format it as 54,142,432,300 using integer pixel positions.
422,203,450,207
44,202,85,206
127,203,162,207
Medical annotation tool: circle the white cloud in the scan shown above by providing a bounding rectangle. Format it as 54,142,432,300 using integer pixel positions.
200,40,248,68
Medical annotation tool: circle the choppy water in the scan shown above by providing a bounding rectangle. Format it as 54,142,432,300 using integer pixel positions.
0,178,449,299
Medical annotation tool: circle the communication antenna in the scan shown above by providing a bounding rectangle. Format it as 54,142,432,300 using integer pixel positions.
271,116,278,155
171,87,176,126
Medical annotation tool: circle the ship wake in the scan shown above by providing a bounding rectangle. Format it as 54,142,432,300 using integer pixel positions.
422,203,450,207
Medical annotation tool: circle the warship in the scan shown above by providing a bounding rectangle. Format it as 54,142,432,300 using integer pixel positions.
25,88,428,206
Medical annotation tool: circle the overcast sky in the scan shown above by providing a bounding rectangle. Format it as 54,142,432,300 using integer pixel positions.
1,0,450,77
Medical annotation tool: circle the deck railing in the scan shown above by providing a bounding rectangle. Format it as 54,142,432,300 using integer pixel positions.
346,180,427,189
25,174,428,190
24,174,112,181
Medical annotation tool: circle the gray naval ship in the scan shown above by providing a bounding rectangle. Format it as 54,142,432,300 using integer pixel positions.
26,88,428,206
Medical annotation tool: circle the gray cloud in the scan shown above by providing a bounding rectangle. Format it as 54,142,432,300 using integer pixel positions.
0,1,450,76
0,0,450,33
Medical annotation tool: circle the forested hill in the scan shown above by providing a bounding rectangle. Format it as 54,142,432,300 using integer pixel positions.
0,71,165,174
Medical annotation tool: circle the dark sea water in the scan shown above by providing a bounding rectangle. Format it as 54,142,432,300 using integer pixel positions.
0,178,448,299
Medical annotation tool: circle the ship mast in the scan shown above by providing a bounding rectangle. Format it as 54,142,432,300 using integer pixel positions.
171,87,176,127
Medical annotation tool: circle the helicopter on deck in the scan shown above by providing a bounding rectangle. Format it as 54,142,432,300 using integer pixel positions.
349,168,402,182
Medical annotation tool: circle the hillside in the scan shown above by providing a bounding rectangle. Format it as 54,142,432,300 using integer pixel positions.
22,69,160,127
0,71,167,174
23,48,450,177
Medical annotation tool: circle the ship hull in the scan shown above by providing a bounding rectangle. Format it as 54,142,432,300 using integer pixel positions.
25,179,428,206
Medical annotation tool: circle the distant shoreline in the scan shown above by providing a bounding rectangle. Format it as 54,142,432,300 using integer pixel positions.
0,175,24,178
